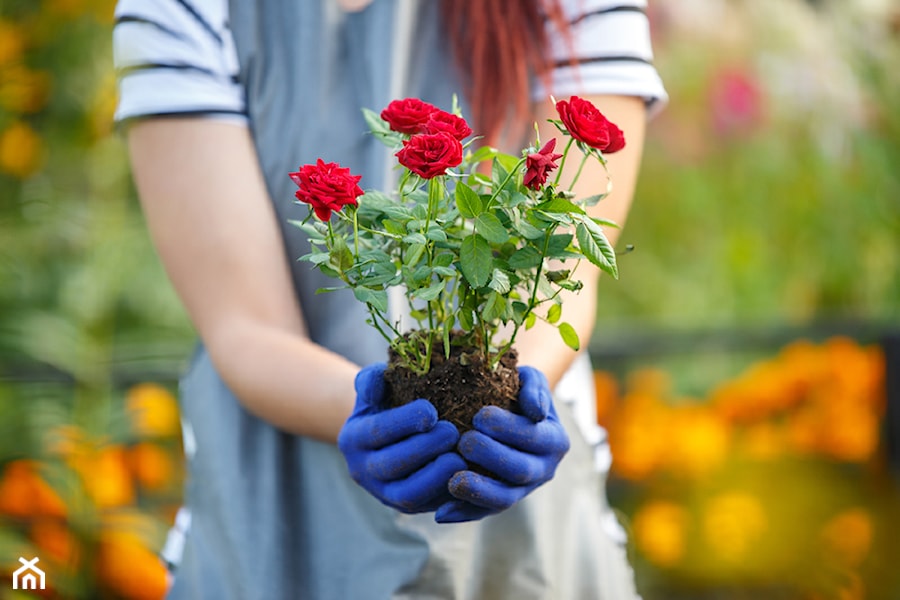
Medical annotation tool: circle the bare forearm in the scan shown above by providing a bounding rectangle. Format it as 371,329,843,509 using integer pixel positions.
127,118,357,442
516,95,647,385
205,318,358,441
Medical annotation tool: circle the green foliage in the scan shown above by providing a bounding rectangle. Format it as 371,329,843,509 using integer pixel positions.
295,108,620,374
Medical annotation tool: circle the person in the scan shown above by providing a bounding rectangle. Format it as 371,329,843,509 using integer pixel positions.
113,0,667,597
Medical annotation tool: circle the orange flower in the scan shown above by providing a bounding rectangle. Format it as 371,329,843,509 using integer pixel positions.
128,443,175,492
665,405,730,477
31,518,77,565
632,501,688,567
820,508,873,569
96,531,167,600
126,384,181,438
593,370,619,428
0,460,66,518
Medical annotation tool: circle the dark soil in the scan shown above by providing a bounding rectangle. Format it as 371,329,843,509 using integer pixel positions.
383,333,520,435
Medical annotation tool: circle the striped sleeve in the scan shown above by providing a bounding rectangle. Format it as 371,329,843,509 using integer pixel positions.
112,0,246,124
534,0,668,115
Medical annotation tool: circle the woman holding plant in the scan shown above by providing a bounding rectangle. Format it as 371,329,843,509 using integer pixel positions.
114,0,666,597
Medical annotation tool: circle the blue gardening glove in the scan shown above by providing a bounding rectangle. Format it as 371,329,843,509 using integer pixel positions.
337,363,467,513
434,366,570,523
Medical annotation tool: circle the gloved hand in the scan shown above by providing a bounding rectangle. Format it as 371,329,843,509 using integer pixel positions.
338,363,467,513
434,366,570,523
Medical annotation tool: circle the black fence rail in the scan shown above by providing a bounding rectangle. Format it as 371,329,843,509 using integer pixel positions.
2,320,899,472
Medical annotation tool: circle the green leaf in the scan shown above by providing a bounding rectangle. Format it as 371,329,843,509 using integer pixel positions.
456,182,483,218
329,236,354,272
362,107,390,135
425,227,448,243
404,243,426,267
432,266,456,277
508,246,543,270
468,145,498,164
511,214,545,240
558,321,580,351
383,219,406,236
547,303,562,324
403,232,427,245
536,197,586,215
545,269,571,283
576,222,618,279
414,279,444,301
459,234,492,288
488,268,511,294
353,287,389,313
458,306,475,331
580,193,607,206
362,108,402,146
434,252,454,268
383,205,413,221
302,252,331,265
475,212,509,244
511,301,529,326
525,312,537,330
546,233,575,256
483,291,507,322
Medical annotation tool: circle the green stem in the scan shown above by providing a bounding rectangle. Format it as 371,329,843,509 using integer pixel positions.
485,157,526,210
570,152,590,190
495,226,555,367
553,137,576,186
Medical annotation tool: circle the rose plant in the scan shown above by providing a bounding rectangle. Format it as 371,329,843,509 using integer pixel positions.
290,96,625,429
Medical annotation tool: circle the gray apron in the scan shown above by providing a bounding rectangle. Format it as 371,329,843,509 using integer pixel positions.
167,1,640,598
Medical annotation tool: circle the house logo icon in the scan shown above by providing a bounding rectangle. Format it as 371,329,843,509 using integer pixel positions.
12,557,45,591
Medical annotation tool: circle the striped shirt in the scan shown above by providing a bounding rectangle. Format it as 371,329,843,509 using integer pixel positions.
113,0,667,123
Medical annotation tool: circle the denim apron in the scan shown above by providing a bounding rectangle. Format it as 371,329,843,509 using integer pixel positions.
166,1,640,598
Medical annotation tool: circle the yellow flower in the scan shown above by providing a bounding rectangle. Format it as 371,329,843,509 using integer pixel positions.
0,20,26,66
608,392,669,480
703,492,767,560
74,446,136,509
0,121,44,178
632,501,688,567
126,383,181,438
0,64,51,114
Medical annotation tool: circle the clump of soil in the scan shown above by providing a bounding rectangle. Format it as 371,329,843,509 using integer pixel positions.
383,333,520,435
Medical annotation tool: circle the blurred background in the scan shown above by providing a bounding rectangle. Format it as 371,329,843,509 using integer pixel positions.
0,0,898,598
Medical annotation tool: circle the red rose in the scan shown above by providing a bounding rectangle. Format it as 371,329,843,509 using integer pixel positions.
395,132,463,179
555,96,626,153
523,138,564,190
423,110,473,141
290,159,364,221
380,98,439,135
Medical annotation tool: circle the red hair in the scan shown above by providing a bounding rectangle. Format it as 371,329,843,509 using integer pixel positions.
441,0,571,145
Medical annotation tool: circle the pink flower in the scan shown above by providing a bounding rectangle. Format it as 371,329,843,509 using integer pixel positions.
523,138,564,190
290,159,364,221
